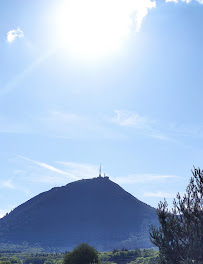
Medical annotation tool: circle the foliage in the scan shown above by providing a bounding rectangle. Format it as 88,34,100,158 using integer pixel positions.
0,243,45,253
128,253,159,264
24,256,48,264
99,248,158,264
44,259,54,264
9,257,22,264
150,167,203,264
0,252,64,264
63,243,99,264
0,261,11,264
0,248,159,264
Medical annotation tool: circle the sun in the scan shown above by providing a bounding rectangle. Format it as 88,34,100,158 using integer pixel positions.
54,0,134,60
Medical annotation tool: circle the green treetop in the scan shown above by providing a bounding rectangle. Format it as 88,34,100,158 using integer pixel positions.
63,243,100,264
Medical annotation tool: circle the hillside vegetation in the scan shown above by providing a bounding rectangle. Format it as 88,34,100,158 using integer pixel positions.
0,248,159,264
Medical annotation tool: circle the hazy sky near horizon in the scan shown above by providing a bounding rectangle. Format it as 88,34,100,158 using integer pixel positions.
0,0,203,217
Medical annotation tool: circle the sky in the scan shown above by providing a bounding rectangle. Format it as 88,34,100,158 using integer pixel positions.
0,0,203,218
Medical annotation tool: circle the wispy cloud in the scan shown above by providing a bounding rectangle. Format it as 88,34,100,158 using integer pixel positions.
0,174,31,196
143,191,176,198
112,110,150,129
1,180,16,189
56,161,99,179
18,156,79,183
114,174,180,184
7,28,24,43
17,156,100,185
111,110,203,144
111,110,175,141
150,133,179,143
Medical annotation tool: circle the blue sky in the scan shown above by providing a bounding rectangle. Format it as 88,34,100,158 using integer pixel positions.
0,0,203,217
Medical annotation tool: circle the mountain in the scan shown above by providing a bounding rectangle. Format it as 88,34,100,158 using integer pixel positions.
0,177,158,251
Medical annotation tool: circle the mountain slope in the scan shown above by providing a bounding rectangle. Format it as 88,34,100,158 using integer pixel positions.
0,177,158,250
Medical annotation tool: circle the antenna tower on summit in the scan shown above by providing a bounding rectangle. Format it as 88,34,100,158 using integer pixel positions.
99,164,102,177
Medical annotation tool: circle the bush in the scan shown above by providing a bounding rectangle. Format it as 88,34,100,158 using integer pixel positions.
63,243,99,264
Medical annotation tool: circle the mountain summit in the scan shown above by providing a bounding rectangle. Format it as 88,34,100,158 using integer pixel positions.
0,177,157,250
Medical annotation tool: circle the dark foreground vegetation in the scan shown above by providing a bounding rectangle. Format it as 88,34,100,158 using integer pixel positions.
0,246,158,264
150,167,203,263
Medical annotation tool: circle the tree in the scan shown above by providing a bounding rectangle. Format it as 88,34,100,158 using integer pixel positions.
63,243,100,264
9,257,22,264
44,260,54,264
150,167,203,264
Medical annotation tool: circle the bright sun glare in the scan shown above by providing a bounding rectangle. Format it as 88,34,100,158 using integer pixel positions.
55,0,155,60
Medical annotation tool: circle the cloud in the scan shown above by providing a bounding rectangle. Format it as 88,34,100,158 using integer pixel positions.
17,156,101,185
18,156,79,183
111,110,193,143
112,0,156,32
56,161,100,179
166,0,203,3
166,0,178,2
143,191,176,198
45,111,203,144
1,180,16,189
112,110,149,128
150,133,179,143
0,209,8,218
7,28,24,43
111,110,174,141
134,0,156,32
114,174,180,184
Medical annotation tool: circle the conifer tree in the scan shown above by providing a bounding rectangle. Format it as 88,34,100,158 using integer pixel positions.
150,168,203,264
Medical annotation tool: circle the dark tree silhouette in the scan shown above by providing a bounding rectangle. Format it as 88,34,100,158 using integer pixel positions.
63,243,100,264
150,167,203,264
